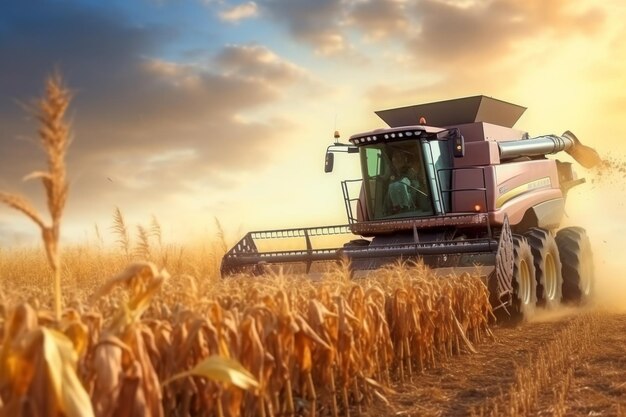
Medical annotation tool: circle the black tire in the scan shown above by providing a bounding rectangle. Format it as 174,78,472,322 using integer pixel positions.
525,228,563,309
555,227,594,304
510,235,537,321
343,239,371,248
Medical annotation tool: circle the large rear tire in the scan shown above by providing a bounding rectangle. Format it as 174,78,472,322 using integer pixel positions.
510,236,537,321
555,227,594,304
525,228,563,309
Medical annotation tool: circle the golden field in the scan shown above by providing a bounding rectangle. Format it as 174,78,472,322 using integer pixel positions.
2,74,625,417
0,229,495,417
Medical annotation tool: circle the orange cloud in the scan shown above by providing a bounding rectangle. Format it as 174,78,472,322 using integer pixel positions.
219,2,259,22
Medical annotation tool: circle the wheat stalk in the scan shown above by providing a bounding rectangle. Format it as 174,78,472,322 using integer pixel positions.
111,206,130,258
150,214,162,248
0,71,72,320
135,224,151,260
214,216,228,254
94,222,104,247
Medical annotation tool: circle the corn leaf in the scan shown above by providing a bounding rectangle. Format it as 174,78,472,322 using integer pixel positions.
41,328,95,417
163,355,259,390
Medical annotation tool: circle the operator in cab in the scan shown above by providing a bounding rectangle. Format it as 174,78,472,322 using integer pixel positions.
385,149,428,215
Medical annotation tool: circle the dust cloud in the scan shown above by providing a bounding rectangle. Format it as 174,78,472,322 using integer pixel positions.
530,306,582,323
563,152,626,312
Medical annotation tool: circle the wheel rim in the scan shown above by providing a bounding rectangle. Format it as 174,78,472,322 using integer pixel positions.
519,259,531,305
545,253,558,301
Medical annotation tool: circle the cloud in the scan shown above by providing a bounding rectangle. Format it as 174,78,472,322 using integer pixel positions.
214,44,307,85
355,0,608,106
60,52,306,202
0,2,172,100
405,0,605,67
0,1,314,232
256,0,605,71
219,1,259,22
260,0,350,55
347,0,410,40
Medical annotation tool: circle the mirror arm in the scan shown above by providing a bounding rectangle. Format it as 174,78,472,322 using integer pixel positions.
324,143,359,173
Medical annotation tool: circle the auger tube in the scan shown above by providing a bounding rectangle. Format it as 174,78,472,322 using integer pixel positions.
498,130,602,168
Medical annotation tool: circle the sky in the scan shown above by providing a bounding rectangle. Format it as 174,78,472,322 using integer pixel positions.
1,0,626,247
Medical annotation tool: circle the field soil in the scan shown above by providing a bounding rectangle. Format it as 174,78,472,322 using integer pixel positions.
371,308,626,417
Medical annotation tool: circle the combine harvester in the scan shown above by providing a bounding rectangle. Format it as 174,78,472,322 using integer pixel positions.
222,96,601,320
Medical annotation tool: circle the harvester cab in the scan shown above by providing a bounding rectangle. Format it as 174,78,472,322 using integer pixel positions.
338,126,456,222
222,95,601,320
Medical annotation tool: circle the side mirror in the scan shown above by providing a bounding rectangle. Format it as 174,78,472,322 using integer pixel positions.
324,151,335,173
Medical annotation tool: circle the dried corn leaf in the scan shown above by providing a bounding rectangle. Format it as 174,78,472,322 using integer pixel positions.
0,304,38,392
124,327,163,417
92,334,128,416
100,263,168,335
62,321,88,357
0,327,94,417
294,315,331,350
163,355,259,390
449,307,477,354
40,328,95,417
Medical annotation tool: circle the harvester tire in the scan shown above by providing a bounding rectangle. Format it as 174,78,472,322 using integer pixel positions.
525,228,563,309
555,227,594,304
510,235,537,322
344,239,370,248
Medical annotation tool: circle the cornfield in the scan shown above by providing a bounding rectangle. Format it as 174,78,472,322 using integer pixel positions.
0,73,495,416
0,256,494,417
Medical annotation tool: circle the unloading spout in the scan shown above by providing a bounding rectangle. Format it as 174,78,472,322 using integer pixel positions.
498,130,602,168
561,131,603,169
